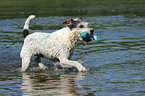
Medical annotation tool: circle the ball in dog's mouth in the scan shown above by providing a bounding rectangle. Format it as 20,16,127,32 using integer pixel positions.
81,32,91,42
81,32,99,42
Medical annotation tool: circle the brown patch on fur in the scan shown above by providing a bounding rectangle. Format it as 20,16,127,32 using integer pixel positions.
63,19,74,25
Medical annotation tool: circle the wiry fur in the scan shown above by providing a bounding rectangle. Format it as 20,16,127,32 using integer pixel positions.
20,15,94,72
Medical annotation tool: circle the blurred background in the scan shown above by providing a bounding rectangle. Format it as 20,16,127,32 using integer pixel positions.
0,0,145,18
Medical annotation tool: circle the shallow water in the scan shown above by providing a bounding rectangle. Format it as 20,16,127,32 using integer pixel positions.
0,15,145,96
1,1,145,96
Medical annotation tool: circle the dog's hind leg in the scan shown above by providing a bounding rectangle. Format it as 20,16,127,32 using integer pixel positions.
21,54,32,72
36,54,47,70
20,47,33,72
35,54,43,63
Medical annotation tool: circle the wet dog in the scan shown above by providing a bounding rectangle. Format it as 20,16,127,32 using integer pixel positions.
20,15,98,72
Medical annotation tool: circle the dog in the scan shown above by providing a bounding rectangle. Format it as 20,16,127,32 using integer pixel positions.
20,15,99,72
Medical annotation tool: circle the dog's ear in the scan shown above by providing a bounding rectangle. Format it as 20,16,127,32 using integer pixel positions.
63,18,74,26
79,17,82,21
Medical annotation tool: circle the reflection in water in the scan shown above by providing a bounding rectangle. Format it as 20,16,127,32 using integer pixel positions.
21,72,85,96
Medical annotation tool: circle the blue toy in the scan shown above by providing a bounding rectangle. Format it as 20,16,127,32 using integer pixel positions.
81,32,99,41
81,32,89,39
91,34,99,41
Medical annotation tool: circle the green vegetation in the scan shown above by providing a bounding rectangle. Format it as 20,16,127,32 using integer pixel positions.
0,0,145,18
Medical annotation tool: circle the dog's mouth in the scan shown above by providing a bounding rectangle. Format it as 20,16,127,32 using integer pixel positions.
82,36,92,42
80,32,93,45
80,32,99,45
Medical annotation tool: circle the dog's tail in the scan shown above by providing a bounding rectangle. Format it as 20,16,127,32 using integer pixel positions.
23,15,35,38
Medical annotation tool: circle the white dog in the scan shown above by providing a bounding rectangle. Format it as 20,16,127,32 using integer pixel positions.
20,15,98,72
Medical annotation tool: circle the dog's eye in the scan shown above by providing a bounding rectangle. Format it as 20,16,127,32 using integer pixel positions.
79,25,84,28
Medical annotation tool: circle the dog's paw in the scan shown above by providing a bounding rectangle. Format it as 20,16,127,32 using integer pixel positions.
77,66,88,72
38,63,47,70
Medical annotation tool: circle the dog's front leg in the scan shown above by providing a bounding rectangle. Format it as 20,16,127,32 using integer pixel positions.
59,58,87,72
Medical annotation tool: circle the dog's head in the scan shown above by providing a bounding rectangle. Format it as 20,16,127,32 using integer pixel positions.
63,18,96,45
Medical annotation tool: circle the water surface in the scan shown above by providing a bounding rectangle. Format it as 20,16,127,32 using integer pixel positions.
0,0,145,96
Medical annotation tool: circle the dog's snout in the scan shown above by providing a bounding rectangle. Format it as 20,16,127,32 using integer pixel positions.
90,29,94,34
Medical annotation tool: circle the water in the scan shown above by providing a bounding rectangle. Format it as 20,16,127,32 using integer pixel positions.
0,1,145,96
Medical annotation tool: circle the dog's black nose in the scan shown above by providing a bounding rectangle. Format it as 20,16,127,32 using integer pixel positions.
90,29,94,34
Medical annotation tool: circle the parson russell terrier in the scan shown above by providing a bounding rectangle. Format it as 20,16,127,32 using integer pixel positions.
20,15,99,72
